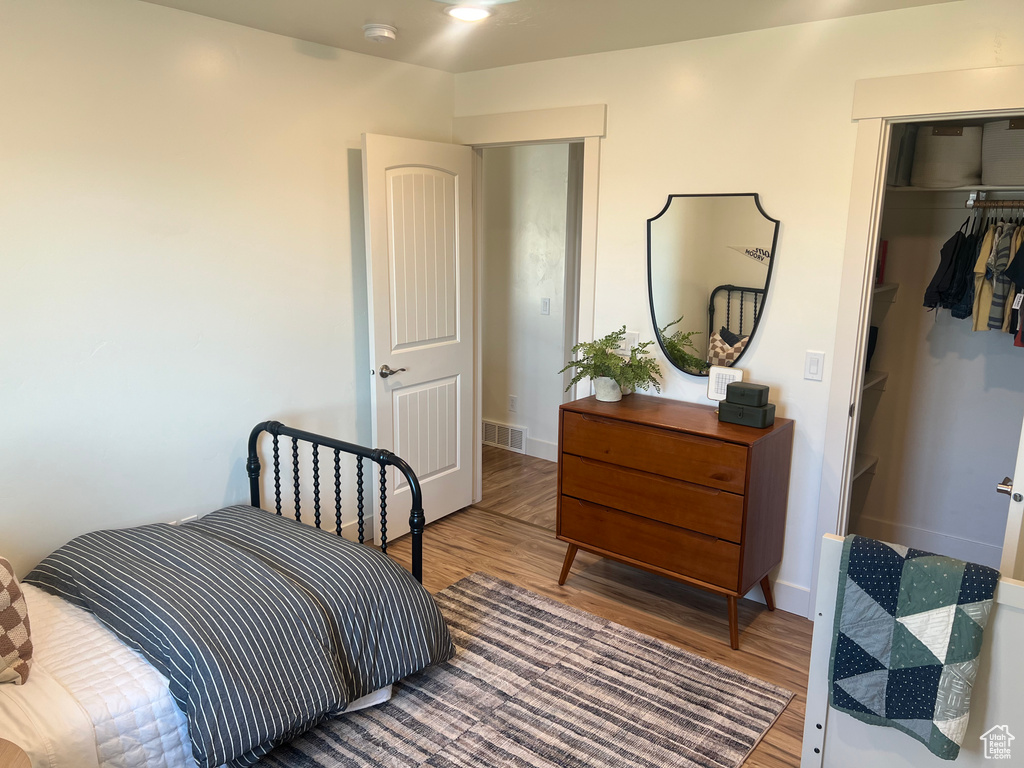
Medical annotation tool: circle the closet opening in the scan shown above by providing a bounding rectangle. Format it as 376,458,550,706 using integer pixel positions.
846,116,1024,569
475,141,584,531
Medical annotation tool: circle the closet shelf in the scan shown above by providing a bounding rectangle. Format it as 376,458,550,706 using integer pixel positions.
873,283,899,303
862,370,889,392
852,452,879,481
887,185,1024,193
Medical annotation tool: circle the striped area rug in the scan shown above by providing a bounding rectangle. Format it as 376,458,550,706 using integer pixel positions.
261,573,793,768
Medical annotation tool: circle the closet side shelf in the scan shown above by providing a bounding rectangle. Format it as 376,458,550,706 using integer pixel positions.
862,370,889,392
852,452,879,481
873,283,899,303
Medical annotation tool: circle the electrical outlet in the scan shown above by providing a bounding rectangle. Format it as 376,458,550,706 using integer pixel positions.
621,330,640,353
541,298,551,315
509,395,518,412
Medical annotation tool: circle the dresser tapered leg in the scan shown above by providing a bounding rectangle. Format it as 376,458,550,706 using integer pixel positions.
558,544,578,585
727,595,740,650
760,575,776,611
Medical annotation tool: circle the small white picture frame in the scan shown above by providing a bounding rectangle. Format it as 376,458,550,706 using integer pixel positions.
707,366,745,402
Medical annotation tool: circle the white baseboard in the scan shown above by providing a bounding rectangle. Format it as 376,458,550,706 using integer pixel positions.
854,515,1002,569
743,577,811,618
341,517,374,544
526,437,558,463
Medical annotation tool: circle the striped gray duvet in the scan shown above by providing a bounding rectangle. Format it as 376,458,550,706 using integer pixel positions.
25,505,454,768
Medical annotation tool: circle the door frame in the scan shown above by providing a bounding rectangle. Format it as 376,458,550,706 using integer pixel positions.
453,105,607,502
811,65,1024,610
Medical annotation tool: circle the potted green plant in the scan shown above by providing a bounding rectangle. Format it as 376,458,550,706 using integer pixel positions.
619,338,663,395
559,327,662,402
658,316,709,375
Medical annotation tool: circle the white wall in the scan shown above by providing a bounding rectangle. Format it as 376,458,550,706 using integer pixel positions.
0,0,454,576
851,190,1024,569
481,144,570,460
454,0,1024,615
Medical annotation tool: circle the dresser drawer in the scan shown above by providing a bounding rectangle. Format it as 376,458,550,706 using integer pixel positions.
560,453,743,543
561,411,747,493
559,496,741,590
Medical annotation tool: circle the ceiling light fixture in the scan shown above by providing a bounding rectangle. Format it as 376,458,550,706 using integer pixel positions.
363,24,398,43
444,6,491,22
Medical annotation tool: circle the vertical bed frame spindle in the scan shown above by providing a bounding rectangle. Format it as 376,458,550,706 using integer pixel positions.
246,421,425,582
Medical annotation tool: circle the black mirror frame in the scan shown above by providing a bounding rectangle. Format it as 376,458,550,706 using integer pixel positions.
646,192,780,378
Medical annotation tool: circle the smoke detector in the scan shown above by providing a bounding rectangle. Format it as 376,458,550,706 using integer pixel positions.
363,24,397,43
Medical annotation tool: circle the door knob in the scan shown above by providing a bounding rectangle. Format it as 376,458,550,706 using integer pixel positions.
378,364,407,379
997,476,1014,495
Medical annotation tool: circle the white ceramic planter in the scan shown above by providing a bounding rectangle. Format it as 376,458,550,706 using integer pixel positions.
594,376,623,402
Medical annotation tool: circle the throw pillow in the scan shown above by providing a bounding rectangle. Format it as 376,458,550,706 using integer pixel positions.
707,330,749,367
718,326,743,346
0,557,32,685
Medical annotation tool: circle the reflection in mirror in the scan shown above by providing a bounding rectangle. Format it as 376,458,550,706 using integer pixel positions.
647,194,779,377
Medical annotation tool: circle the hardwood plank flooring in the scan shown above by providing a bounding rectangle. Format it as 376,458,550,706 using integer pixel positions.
387,507,812,768
0,740,30,768
476,445,557,530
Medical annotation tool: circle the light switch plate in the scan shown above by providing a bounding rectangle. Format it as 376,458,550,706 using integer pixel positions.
622,330,640,352
541,298,551,315
805,351,825,381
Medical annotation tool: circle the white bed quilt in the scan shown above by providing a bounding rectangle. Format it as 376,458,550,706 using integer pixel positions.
21,583,193,768
8,584,393,768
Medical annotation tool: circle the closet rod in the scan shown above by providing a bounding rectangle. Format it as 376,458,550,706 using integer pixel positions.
964,188,1024,209
965,199,1024,209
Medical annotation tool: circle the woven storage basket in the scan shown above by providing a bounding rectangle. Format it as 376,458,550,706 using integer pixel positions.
910,126,982,188
982,120,1024,186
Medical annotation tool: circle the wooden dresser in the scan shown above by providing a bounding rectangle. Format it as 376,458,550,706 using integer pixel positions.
556,394,794,649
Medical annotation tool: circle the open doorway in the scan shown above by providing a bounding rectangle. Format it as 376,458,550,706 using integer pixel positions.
845,118,1024,570
813,67,1024,605
475,142,584,531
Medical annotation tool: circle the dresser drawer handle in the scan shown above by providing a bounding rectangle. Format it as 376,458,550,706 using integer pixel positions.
575,456,723,495
577,413,721,448
683,528,721,544
580,414,618,425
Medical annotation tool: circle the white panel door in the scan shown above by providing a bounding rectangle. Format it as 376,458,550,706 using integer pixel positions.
362,133,474,542
999,414,1024,579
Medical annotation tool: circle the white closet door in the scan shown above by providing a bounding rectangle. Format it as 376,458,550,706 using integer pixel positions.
999,414,1024,579
362,133,474,542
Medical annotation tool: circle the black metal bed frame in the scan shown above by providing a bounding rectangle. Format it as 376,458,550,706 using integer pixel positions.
708,284,765,342
246,421,425,583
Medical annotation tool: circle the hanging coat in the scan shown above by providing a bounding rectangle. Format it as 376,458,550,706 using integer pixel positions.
972,223,1000,332
950,232,982,320
1003,225,1024,332
988,223,1018,330
923,220,967,309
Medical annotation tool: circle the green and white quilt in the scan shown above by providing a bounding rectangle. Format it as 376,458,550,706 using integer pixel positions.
828,535,1000,760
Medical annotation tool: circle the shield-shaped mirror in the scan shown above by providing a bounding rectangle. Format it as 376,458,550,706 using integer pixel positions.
647,193,779,377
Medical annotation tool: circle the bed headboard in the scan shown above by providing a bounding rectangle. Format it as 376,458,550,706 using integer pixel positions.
246,421,424,583
708,284,765,341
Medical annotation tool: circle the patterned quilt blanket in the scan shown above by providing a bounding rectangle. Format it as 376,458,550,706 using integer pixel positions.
829,535,999,760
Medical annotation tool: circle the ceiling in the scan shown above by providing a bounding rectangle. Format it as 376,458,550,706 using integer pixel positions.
138,0,960,74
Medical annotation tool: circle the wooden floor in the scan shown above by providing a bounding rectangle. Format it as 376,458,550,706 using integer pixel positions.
476,445,557,529
388,506,812,768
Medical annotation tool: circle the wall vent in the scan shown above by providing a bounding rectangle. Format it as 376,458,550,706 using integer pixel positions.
482,420,527,454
